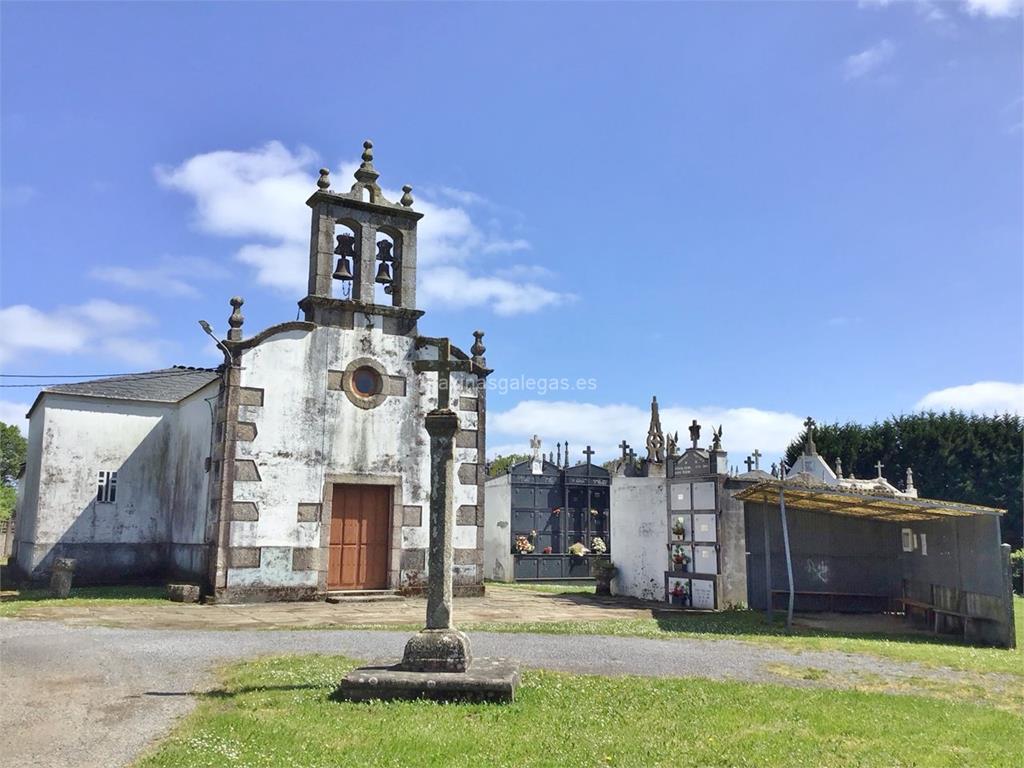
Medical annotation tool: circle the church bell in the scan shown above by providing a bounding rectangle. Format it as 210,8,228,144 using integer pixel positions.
332,256,353,281
374,261,393,285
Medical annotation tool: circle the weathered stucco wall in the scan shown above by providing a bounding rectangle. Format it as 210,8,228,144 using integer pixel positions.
225,321,483,594
14,385,216,583
483,474,512,581
15,396,175,581
609,477,666,600
167,383,217,580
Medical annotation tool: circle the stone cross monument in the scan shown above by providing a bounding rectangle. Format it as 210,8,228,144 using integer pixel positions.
403,335,473,668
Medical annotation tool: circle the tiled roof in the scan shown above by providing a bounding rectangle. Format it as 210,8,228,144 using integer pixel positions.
42,366,220,404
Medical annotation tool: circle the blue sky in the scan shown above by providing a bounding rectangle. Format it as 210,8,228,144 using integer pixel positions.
2,1,1021,466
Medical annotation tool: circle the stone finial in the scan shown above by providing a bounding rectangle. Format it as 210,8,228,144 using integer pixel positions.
666,431,679,458
317,168,330,191
401,184,415,207
471,330,486,360
688,419,701,449
803,416,817,455
529,434,541,461
227,296,245,341
563,441,569,468
835,456,843,477
646,396,665,463
356,140,377,179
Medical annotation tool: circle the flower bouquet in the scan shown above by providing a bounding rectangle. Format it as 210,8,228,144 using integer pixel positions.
672,519,686,538
514,535,535,554
591,536,607,555
568,541,590,558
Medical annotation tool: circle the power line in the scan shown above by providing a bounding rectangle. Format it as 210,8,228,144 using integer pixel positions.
0,369,218,388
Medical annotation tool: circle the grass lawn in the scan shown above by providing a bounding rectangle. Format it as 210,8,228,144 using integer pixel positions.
0,585,167,617
456,593,1024,678
136,654,1023,768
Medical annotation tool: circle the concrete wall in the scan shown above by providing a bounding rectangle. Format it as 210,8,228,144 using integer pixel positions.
226,322,483,594
609,476,666,600
719,480,749,607
744,504,899,612
483,474,512,581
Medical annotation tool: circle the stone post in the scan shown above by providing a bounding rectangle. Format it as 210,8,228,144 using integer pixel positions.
49,558,76,599
401,407,472,672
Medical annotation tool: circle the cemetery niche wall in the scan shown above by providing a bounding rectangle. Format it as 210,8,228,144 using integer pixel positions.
484,439,611,582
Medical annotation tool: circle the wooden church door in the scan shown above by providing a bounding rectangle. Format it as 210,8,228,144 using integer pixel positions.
328,484,391,590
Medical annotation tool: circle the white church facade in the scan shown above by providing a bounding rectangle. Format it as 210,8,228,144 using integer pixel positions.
13,143,490,602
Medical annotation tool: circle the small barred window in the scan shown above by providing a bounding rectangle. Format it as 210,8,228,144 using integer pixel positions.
97,470,118,503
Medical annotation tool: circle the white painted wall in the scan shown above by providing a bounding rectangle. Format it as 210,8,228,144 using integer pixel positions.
14,384,217,581
229,323,481,587
484,474,513,581
15,396,173,575
610,476,667,600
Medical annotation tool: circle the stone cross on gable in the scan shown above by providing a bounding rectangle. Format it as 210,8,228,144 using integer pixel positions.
583,445,595,466
875,460,884,478
752,448,762,470
744,456,755,472
619,439,629,459
413,336,472,411
689,419,701,449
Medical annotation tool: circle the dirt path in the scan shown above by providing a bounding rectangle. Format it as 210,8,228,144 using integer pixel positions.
2,617,1015,768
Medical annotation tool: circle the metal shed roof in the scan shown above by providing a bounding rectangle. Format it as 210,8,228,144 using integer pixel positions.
734,479,1005,523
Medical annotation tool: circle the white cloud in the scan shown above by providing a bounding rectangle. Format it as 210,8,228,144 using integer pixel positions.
0,185,36,207
0,300,157,365
489,399,805,466
90,256,228,298
915,381,1024,415
421,266,571,316
156,142,570,314
963,0,1022,16
844,39,896,80
0,400,30,432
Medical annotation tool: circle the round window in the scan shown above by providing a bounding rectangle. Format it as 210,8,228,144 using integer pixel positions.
351,366,382,397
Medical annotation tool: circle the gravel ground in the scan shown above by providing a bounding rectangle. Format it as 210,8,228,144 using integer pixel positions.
0,618,1004,768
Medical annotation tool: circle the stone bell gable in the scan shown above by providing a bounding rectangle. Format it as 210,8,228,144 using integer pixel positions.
207,142,491,602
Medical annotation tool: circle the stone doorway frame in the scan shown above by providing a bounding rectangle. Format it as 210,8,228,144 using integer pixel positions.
319,473,404,592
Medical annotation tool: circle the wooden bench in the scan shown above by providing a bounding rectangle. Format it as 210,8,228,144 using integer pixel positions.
770,590,889,612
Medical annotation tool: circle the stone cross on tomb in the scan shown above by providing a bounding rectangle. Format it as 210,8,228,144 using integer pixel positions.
744,456,755,472
803,416,817,455
875,460,884,478
689,419,701,450
752,448,762,470
619,439,630,459
583,445,595,466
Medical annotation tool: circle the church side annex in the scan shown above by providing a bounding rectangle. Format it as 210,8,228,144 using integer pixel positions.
12,142,491,602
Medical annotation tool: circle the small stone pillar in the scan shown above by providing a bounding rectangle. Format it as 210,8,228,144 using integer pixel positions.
401,408,472,672
49,558,76,599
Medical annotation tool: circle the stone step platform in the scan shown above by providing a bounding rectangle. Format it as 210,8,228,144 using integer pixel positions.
324,590,404,604
334,658,520,703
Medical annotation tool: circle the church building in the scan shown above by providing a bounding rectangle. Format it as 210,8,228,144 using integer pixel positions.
12,143,490,602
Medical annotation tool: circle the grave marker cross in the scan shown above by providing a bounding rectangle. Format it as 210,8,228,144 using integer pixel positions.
583,445,595,466
875,460,884,478
752,448,762,470
744,456,755,472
